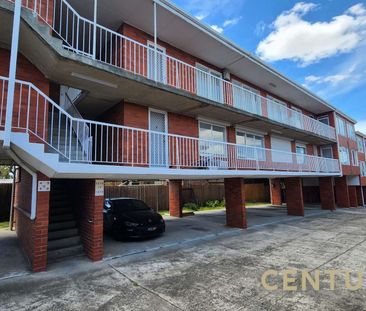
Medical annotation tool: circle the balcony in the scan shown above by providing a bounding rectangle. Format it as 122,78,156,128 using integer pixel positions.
6,0,337,142
0,76,341,177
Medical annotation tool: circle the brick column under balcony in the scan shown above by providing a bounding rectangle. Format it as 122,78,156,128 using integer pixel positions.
74,180,104,261
285,178,304,216
348,186,358,208
224,178,247,229
169,180,183,218
319,177,336,211
14,170,50,272
270,178,282,206
334,176,350,208
356,186,364,206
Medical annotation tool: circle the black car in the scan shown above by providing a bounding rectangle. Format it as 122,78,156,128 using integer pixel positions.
103,198,165,240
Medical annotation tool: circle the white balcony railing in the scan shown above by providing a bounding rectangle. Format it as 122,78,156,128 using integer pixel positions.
0,76,340,174
7,0,337,142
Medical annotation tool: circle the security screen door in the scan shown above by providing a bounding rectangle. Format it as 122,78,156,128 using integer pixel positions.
148,43,167,84
149,110,168,167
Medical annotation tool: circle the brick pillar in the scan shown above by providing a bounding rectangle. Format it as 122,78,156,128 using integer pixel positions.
356,187,364,207
14,170,50,272
169,180,182,218
270,178,282,206
74,180,104,261
285,178,304,216
348,186,358,207
334,176,350,208
224,178,247,229
319,177,336,211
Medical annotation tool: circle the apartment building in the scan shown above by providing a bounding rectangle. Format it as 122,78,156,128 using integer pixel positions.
0,0,364,271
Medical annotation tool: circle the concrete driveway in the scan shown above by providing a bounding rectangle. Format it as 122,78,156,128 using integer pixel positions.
104,205,327,260
1,207,366,310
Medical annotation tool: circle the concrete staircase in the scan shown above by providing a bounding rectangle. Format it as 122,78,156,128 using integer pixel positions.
48,180,84,262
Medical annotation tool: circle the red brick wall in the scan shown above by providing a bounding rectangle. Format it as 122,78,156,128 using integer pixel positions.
285,178,304,216
270,179,282,206
18,0,54,26
334,176,350,208
224,178,247,228
14,169,50,272
319,177,336,210
0,48,50,142
168,180,182,217
72,179,104,261
348,186,358,207
302,186,320,203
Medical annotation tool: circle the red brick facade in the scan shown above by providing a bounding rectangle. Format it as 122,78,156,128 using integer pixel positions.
319,177,336,210
285,178,304,216
224,178,247,229
270,178,282,206
14,169,50,272
72,180,104,261
168,180,183,218
334,176,350,208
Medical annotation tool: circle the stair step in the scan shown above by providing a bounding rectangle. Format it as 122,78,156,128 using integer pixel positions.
49,220,76,232
50,214,74,223
48,228,79,241
48,236,81,251
50,199,72,207
50,206,73,215
48,245,84,262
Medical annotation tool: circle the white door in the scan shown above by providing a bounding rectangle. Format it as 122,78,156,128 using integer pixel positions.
149,110,168,167
148,43,167,84
271,137,292,163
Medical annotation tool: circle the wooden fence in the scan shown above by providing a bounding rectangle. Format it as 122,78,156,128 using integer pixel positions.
105,181,269,211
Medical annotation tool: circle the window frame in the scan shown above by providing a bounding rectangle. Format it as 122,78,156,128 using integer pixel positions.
198,121,227,157
235,129,265,160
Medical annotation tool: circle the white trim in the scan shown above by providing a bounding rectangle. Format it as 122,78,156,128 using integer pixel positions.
235,125,267,136
320,146,333,159
197,117,230,128
270,134,293,142
195,63,222,77
317,115,330,125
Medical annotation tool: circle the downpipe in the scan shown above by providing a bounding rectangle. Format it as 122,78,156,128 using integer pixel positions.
6,149,37,220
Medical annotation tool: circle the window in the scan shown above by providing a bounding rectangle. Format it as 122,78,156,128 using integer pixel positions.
351,150,359,167
147,42,167,84
347,123,356,141
236,130,265,160
199,122,226,156
196,64,223,103
232,80,261,115
320,146,333,159
267,96,288,124
296,145,306,164
336,116,346,136
361,161,366,177
339,147,350,165
318,116,330,125
357,137,364,153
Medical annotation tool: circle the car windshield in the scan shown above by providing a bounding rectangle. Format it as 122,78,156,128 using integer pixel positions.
112,199,151,212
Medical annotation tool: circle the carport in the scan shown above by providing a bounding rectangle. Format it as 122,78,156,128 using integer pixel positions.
102,205,329,260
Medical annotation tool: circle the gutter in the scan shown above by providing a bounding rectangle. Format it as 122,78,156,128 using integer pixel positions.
6,148,37,220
